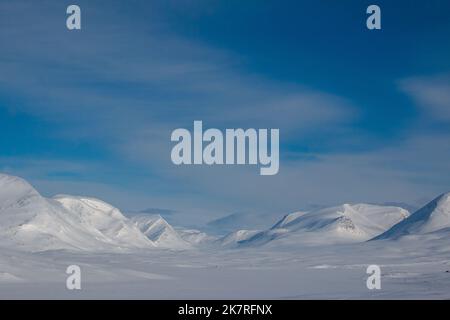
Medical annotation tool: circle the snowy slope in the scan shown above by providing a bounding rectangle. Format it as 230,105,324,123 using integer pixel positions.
374,192,450,240
131,214,191,249
1,172,450,299
176,228,218,246
206,211,286,235
237,204,410,247
271,211,308,229
54,195,154,249
219,229,261,247
0,174,113,251
0,173,154,251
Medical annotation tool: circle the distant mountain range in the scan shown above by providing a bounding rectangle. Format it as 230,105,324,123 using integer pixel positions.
374,192,450,240
0,173,448,252
218,204,410,247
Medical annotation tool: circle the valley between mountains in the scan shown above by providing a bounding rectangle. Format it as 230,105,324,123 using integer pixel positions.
1,173,449,299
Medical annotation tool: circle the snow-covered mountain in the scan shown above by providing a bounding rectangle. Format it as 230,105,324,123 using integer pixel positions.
176,228,217,246
271,211,308,229
219,229,261,247
231,204,410,247
54,195,153,249
130,214,191,249
0,173,155,251
206,211,285,235
374,192,450,240
2,172,449,254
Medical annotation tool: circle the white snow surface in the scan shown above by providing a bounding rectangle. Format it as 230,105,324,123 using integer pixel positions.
0,173,449,299
232,204,410,247
0,174,154,251
374,192,450,239
54,195,154,249
130,214,191,249
219,229,261,247
176,228,218,245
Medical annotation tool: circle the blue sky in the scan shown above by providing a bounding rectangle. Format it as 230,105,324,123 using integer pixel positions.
0,0,449,227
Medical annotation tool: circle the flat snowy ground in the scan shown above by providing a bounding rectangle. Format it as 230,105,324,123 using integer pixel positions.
1,237,449,299
1,174,448,299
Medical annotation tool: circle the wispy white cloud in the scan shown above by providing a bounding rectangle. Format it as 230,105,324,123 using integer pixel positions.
400,74,450,123
0,1,355,141
0,1,449,225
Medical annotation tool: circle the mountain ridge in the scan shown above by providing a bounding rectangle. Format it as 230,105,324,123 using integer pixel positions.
373,192,450,240
1,172,449,252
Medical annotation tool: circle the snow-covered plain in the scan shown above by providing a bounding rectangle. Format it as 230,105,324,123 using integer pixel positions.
0,173,449,299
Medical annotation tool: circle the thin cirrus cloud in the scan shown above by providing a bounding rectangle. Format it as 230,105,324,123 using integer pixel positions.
0,1,449,226
399,74,450,123
0,1,359,223
0,1,356,158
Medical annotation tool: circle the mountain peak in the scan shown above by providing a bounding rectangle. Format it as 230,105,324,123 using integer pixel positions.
227,203,410,247
131,214,191,249
373,192,450,240
54,194,126,220
0,173,40,205
436,191,450,204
